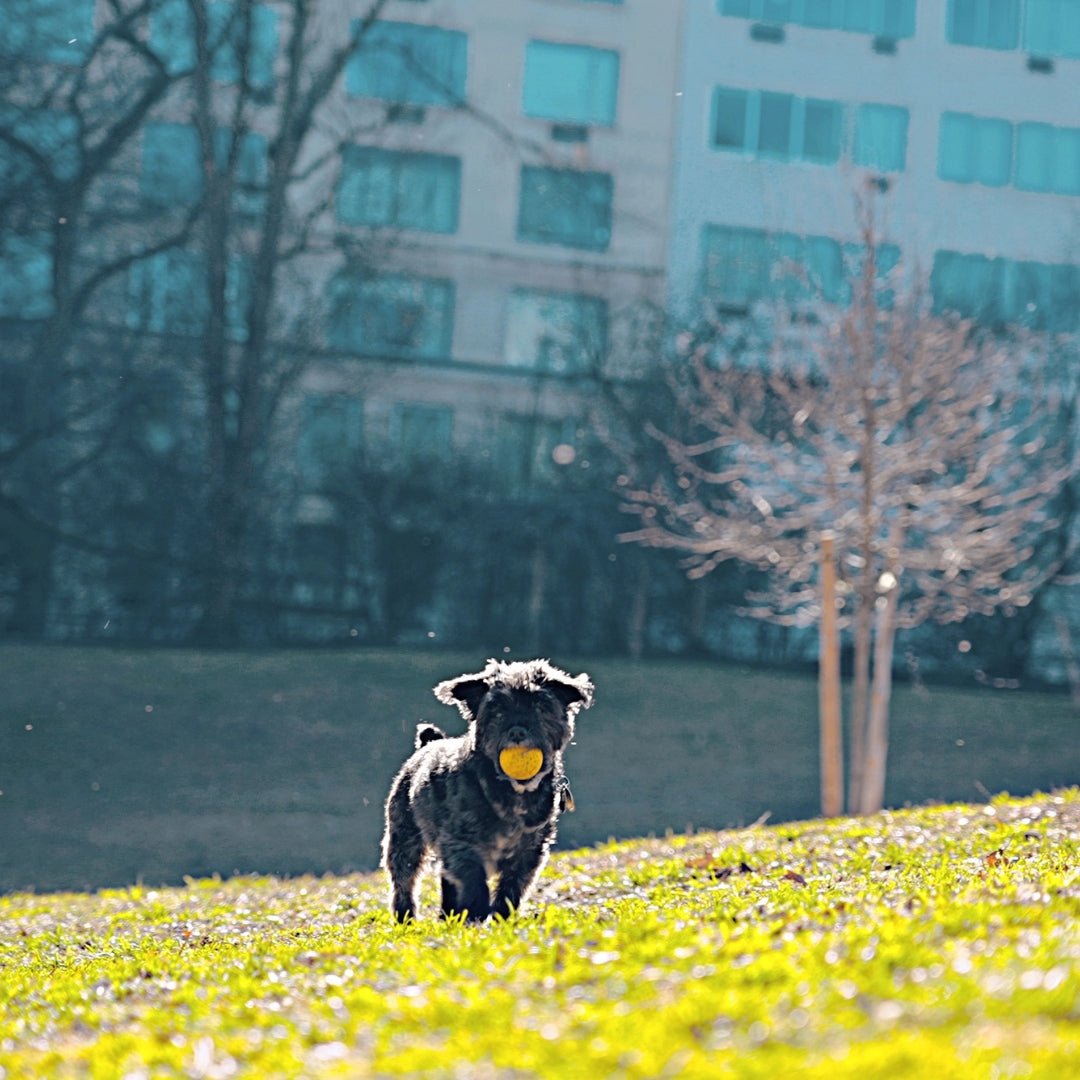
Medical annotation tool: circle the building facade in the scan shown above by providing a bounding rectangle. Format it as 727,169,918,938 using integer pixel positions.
669,0,1080,329
2,0,1078,670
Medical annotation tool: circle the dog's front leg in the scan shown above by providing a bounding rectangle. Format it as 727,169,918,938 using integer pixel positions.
492,837,550,920
440,845,491,922
439,875,459,918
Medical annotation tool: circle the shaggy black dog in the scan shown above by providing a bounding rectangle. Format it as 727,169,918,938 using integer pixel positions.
381,658,594,922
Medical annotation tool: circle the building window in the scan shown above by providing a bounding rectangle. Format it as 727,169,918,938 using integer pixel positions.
522,41,620,126
718,0,916,38
711,87,843,164
1015,122,1080,195
491,415,579,489
297,394,364,489
393,403,453,461
346,20,467,107
946,0,1020,50
938,112,1013,187
0,0,95,63
701,225,843,307
328,272,455,360
141,124,268,213
517,166,613,251
504,289,608,375
932,249,1080,331
700,224,900,310
0,233,53,320
142,123,202,206
1024,0,1080,59
289,521,348,609
126,250,250,340
337,146,461,234
0,108,79,186
216,129,269,216
854,104,910,172
150,0,278,89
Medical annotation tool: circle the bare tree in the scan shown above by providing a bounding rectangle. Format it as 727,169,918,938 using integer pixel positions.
1,0,445,641
621,206,1071,815
0,0,197,634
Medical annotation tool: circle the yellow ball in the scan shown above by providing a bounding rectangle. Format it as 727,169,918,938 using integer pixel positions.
500,746,543,781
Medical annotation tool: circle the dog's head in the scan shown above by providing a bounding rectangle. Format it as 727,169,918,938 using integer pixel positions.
433,659,594,790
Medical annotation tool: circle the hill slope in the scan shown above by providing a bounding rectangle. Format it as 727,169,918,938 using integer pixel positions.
1,791,1078,1078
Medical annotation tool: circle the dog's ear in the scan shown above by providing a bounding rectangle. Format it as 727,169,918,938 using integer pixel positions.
543,669,594,715
433,670,490,720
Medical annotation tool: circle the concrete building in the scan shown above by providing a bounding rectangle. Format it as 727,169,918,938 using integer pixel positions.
290,0,685,473
669,0,1080,328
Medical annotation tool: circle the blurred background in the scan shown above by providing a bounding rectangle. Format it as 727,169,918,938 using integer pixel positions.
1,0,1078,892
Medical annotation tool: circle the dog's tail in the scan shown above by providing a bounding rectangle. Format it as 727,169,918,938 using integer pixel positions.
415,722,447,749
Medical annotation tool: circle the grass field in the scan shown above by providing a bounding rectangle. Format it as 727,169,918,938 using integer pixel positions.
1,644,1077,893
0,790,1077,1077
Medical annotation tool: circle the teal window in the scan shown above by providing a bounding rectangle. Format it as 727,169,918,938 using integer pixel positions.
504,289,608,375
758,93,794,158
932,249,1080,331
297,394,364,488
701,225,897,309
337,146,460,234
0,108,79,185
214,129,269,216
701,225,770,308
141,124,268,213
802,99,844,163
142,123,202,206
517,167,613,251
1024,0,1080,59
127,250,208,337
0,0,94,62
211,2,278,89
393,403,453,460
0,233,53,320
1007,260,1080,331
931,250,1003,322
328,272,455,360
712,88,749,150
711,87,843,164
151,1,278,89
840,241,902,307
1016,122,1080,196
854,104,909,172
492,416,579,488
126,250,250,340
938,112,1012,186
522,41,620,126
719,0,916,37
346,20,467,107
947,0,1020,49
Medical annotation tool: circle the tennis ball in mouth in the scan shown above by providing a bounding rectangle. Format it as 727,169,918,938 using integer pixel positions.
499,746,543,781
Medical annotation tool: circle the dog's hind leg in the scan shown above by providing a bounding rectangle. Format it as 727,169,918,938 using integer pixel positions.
382,780,424,922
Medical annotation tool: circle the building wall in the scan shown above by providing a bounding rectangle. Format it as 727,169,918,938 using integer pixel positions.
669,0,1080,319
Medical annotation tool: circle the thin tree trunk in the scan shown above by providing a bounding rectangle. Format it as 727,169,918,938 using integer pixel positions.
858,578,899,814
527,539,547,655
819,533,843,817
847,592,872,812
627,554,650,660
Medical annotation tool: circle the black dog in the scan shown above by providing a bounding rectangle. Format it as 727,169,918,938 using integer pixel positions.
381,658,594,922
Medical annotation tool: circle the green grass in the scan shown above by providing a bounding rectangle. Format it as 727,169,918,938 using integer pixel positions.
2,645,1077,892
1,791,1077,1077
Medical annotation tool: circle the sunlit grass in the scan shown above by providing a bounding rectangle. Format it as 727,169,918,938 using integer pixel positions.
1,790,1077,1077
